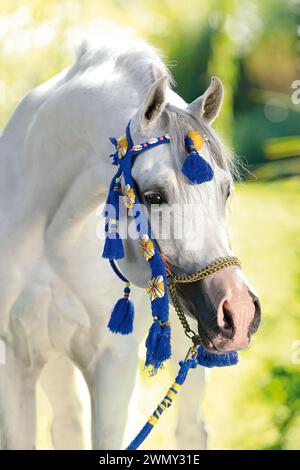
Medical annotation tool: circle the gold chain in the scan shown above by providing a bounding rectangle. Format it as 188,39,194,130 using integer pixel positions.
168,256,241,341
171,256,241,284
169,282,197,338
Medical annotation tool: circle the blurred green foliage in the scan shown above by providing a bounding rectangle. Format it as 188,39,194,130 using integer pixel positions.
1,0,299,171
261,365,300,449
135,179,300,451
0,0,300,450
203,179,300,450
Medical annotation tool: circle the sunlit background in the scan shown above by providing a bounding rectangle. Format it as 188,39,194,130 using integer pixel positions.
1,0,300,450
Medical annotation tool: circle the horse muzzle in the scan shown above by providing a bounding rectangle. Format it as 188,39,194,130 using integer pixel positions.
171,264,261,354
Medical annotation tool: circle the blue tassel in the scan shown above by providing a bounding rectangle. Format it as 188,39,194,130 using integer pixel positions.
107,285,134,334
181,150,213,184
102,231,124,260
145,320,171,370
197,345,238,368
181,135,213,185
102,174,124,260
125,357,197,450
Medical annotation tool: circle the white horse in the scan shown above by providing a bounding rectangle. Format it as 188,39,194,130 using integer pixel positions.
0,37,261,450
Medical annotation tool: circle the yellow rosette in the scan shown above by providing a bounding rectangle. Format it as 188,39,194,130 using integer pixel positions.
146,275,165,301
117,135,128,158
138,234,155,261
123,184,136,209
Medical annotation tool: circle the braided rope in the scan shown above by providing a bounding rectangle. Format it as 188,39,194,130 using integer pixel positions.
126,353,198,450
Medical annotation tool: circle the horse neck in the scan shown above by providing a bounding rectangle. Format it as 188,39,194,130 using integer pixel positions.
0,68,73,217
3,56,180,243
14,67,145,247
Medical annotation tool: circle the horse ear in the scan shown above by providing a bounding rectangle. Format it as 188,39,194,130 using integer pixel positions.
188,77,224,125
139,75,168,133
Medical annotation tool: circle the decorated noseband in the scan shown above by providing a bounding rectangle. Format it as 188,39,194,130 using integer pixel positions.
102,120,238,372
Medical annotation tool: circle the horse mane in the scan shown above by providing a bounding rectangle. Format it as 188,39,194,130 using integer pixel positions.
71,35,175,96
11,26,232,182
72,36,236,178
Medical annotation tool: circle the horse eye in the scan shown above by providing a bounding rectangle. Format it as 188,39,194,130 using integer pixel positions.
144,192,164,205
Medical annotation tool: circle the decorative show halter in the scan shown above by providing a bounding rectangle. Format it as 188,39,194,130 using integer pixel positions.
102,120,241,449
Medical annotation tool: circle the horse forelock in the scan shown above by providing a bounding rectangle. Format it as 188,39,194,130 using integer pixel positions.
161,104,238,181
129,103,239,217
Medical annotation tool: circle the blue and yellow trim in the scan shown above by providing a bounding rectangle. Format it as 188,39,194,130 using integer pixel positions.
148,382,181,426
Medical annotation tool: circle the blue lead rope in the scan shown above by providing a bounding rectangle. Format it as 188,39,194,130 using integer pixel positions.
125,345,238,450
126,354,198,450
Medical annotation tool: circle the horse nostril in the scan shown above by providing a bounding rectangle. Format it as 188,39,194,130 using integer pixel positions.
219,304,235,338
249,293,261,334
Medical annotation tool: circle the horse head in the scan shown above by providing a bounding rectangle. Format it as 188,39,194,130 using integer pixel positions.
114,75,261,356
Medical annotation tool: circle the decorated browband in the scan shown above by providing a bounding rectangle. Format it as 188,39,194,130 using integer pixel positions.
102,120,214,372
